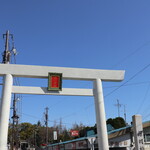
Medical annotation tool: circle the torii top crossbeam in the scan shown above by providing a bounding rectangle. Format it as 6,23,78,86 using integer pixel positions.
0,64,124,81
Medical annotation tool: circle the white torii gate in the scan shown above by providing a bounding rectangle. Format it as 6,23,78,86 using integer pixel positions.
0,64,125,150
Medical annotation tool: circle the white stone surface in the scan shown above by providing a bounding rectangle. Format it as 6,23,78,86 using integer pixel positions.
0,74,13,150
12,86,94,96
0,64,125,81
93,79,109,150
0,64,125,150
132,115,144,150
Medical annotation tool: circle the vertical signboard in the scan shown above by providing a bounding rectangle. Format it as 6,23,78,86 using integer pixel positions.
53,131,57,140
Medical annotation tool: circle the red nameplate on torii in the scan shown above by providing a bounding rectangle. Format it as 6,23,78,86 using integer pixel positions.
48,73,62,91
51,76,60,88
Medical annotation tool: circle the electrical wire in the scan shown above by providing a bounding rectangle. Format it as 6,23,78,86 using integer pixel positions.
111,41,150,69
142,111,150,121
104,81,150,89
140,98,150,120
1,32,150,127
136,83,150,114
83,64,150,113
104,63,150,98
19,111,73,126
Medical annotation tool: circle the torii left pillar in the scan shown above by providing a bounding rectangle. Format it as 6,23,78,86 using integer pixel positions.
0,74,13,150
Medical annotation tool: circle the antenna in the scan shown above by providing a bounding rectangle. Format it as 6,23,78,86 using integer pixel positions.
115,99,122,117
124,105,127,124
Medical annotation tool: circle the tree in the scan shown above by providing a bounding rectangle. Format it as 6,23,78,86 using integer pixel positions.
8,121,99,147
59,128,70,142
106,117,126,129
20,122,34,141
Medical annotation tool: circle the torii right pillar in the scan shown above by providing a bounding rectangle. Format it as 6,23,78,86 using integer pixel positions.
94,78,109,150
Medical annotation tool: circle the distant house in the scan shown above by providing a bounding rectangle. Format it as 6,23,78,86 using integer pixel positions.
46,120,150,150
107,120,150,150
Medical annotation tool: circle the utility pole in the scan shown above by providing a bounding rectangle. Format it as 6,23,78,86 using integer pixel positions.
11,94,19,150
2,30,12,64
45,107,49,145
59,118,62,135
115,99,122,117
0,30,21,150
2,30,20,149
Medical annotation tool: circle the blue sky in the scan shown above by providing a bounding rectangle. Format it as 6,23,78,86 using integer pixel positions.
1,0,150,129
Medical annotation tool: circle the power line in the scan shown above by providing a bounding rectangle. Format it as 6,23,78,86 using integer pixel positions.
104,81,150,89
83,65,150,113
140,96,150,121
142,112,150,121
104,63,150,98
136,83,150,114
19,111,73,125
111,41,150,69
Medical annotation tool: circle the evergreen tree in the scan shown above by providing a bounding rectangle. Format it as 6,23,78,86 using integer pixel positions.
106,117,126,129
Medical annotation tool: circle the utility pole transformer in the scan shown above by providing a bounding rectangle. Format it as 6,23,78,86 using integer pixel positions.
2,30,13,64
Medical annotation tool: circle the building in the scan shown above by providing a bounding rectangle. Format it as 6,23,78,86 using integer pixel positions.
46,117,150,150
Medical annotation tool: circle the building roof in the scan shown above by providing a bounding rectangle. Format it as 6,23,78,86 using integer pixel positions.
108,120,150,139
47,120,150,146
